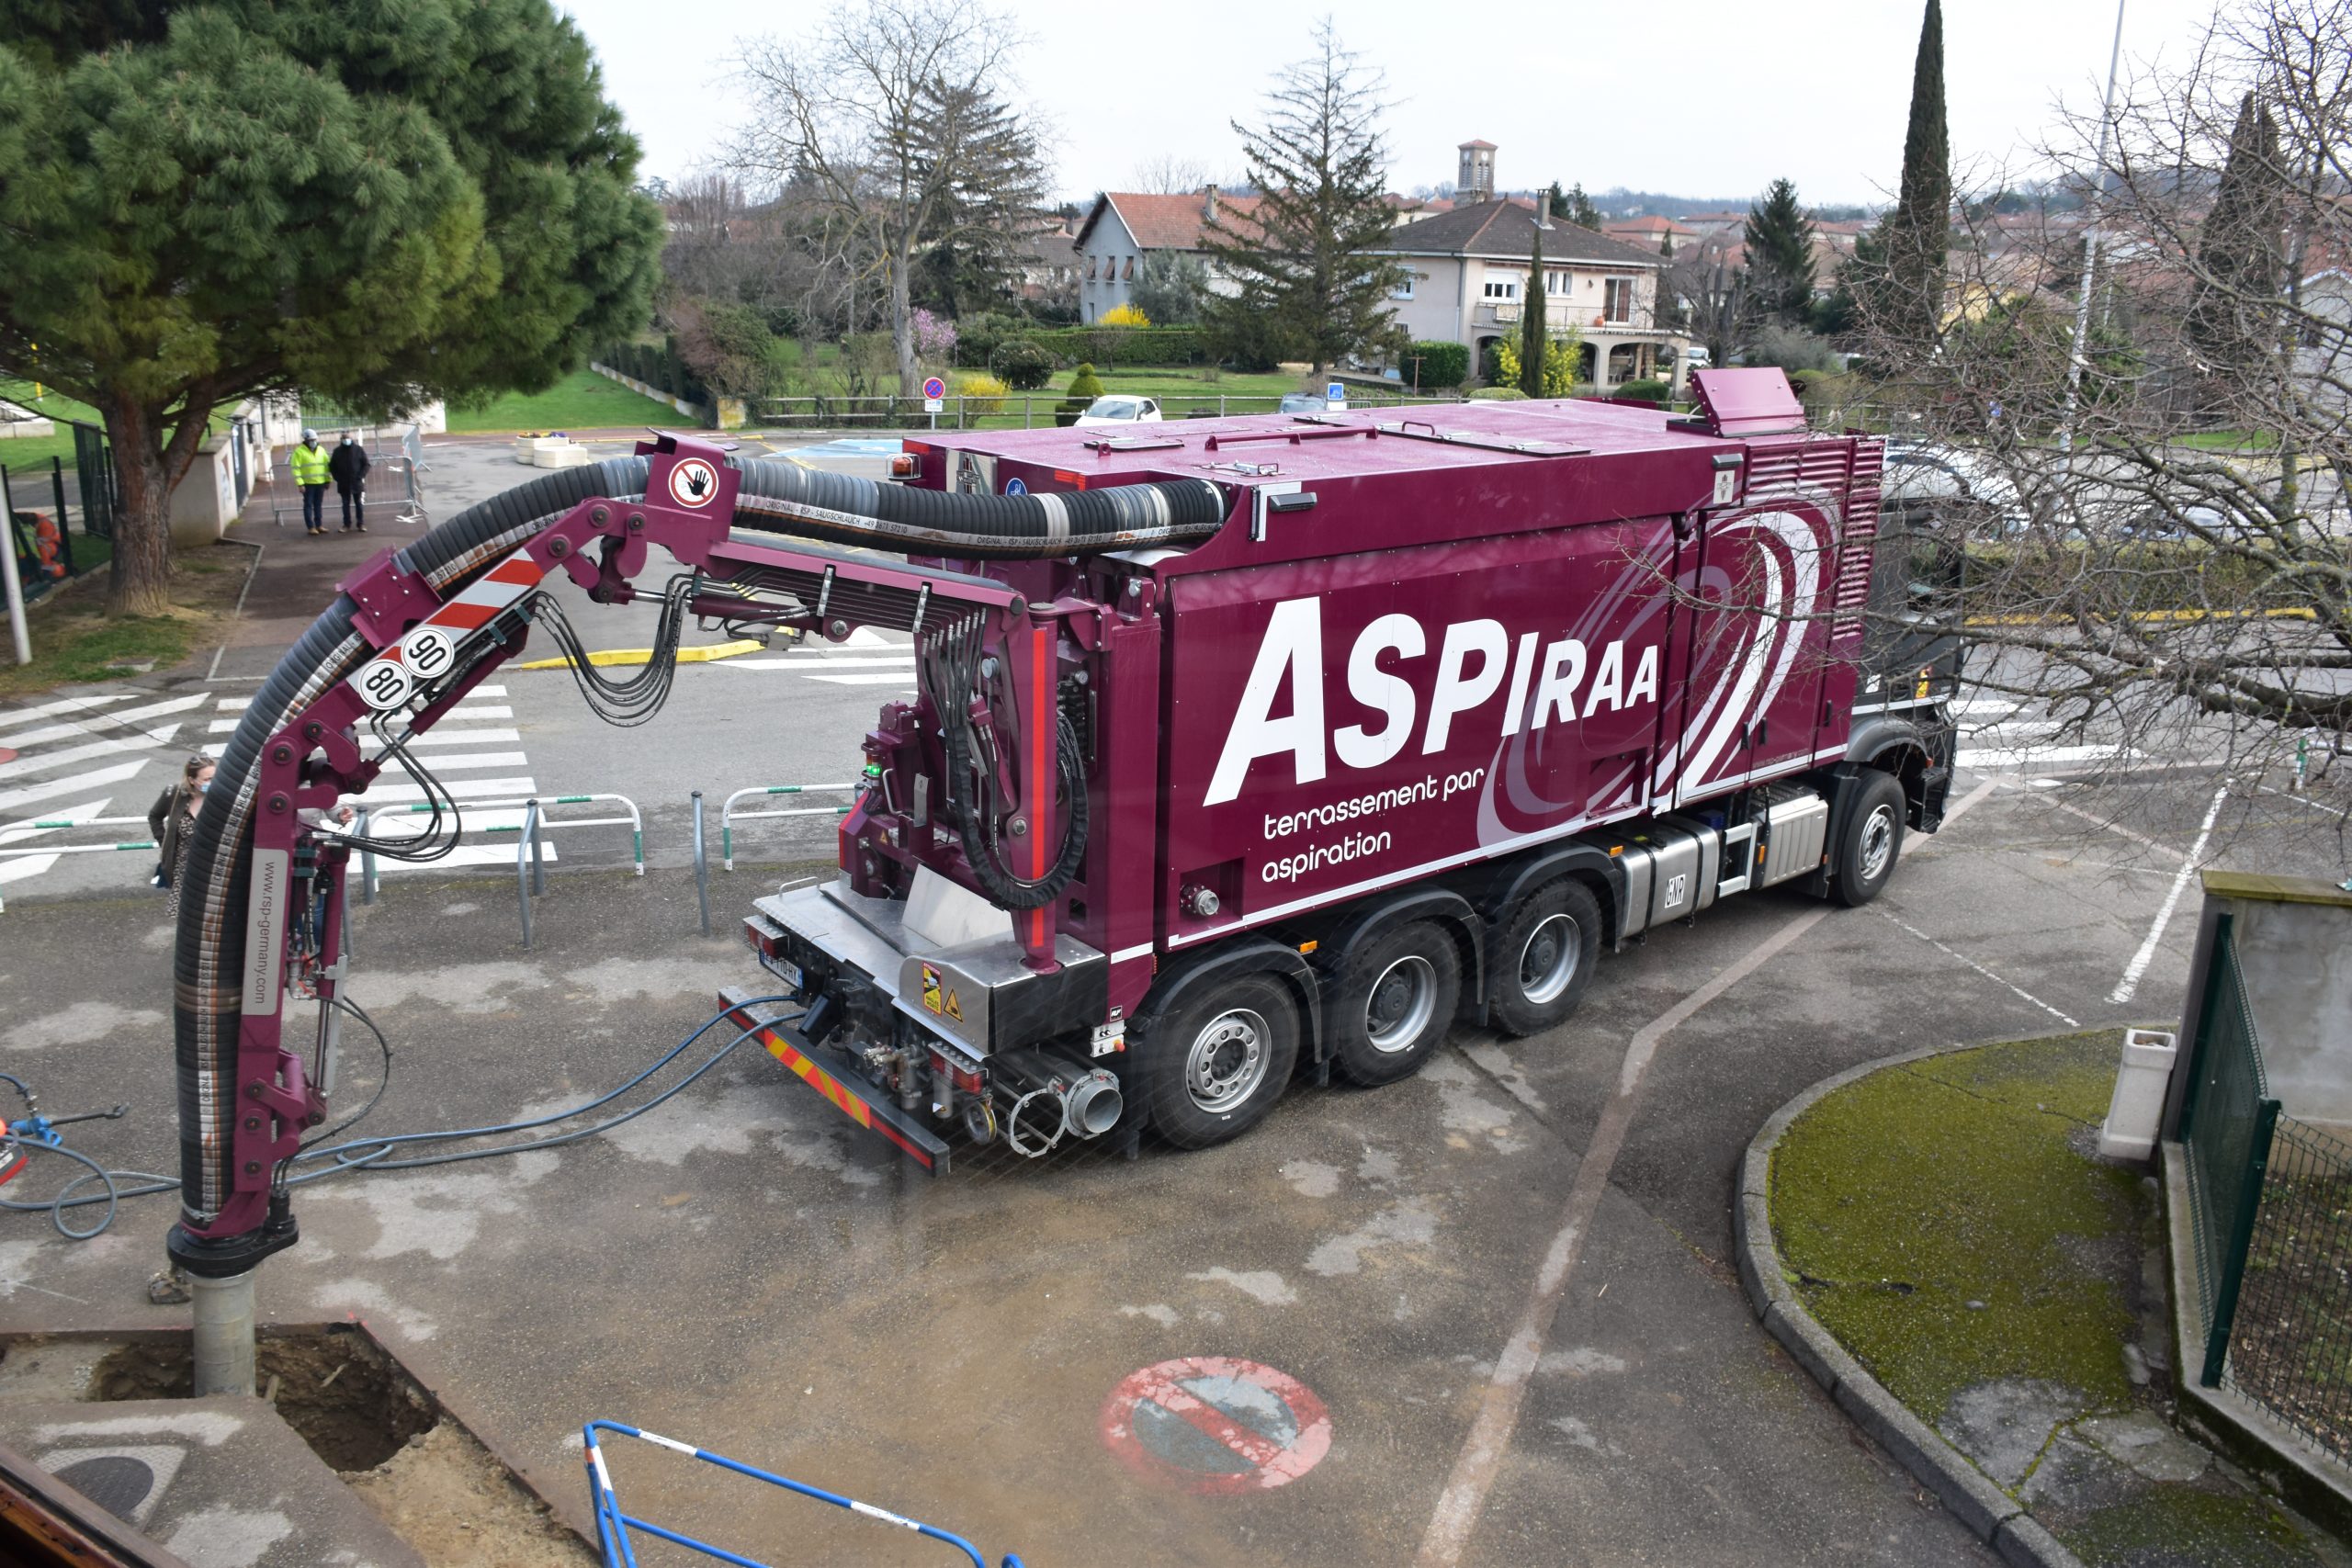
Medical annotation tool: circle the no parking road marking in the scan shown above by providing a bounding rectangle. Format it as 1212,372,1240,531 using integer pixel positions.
1101,1357,1329,1495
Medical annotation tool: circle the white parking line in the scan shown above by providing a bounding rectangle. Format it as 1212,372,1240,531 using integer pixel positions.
2109,783,2230,1007
1416,782,1998,1564
1878,908,2079,1027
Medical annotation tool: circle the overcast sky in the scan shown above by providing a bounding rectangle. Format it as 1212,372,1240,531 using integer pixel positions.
560,0,2221,209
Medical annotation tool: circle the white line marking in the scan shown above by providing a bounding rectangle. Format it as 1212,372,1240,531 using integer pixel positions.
0,727,183,780
805,672,922,686
372,843,559,872
0,694,136,728
2256,783,2347,820
1412,776,1996,1568
1878,908,2079,1026
380,751,530,774
390,728,523,748
2109,783,2230,1006
0,761,148,817
108,694,207,725
1956,743,2139,770
361,776,539,805
0,853,63,885
0,799,112,848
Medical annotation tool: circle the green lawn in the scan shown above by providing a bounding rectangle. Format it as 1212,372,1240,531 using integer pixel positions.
444,369,689,434
0,378,99,474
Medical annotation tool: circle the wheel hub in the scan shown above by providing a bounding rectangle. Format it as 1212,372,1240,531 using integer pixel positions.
1363,955,1437,1054
1186,1009,1269,1113
1518,912,1579,1006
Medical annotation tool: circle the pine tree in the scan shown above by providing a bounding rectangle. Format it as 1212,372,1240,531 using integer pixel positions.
1521,229,1548,398
0,1,662,615
2185,93,2285,378
1744,178,1817,324
1200,19,1406,376
1878,0,1951,350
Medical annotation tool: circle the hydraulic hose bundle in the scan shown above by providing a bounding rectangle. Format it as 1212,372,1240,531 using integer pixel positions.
173,455,1230,1240
919,614,1089,911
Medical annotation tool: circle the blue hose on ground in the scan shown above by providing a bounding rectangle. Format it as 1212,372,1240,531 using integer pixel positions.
0,996,796,1241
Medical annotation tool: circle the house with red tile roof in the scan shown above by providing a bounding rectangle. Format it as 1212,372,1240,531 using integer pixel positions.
1071,188,1265,322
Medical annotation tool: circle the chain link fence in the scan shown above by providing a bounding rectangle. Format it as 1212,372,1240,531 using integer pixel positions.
2178,910,2352,1465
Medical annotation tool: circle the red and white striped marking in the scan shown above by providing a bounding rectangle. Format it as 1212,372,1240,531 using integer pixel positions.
1101,1356,1330,1495
350,550,549,711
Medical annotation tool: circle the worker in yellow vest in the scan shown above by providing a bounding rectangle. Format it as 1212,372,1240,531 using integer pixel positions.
289,429,331,536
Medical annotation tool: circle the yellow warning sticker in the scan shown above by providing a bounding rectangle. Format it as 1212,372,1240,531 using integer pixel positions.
944,990,964,1023
921,964,943,1015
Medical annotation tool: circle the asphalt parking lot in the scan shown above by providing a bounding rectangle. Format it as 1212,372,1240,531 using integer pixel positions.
3,751,2312,1565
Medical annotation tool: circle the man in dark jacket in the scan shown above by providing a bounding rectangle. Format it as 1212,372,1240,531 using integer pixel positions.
327,434,371,533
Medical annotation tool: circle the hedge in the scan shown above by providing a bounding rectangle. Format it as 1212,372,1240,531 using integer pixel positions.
1408,340,1469,389
955,323,1208,369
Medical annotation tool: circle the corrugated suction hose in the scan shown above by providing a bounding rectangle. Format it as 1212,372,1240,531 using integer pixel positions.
173,457,1228,1228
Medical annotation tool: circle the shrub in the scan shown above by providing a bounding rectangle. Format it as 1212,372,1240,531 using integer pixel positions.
991,339,1055,390
1030,325,1207,367
1490,334,1579,398
1468,387,1530,400
1743,324,1841,374
956,373,1009,416
1408,340,1470,389
762,304,803,339
1613,378,1672,401
909,308,957,364
1055,362,1106,426
1100,302,1151,327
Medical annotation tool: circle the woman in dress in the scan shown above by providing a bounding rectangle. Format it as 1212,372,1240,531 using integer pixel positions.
146,755,214,915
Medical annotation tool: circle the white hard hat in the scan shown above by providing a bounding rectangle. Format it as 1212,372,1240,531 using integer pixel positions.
302,428,317,439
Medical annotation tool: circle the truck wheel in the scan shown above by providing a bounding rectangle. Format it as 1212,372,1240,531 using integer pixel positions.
1487,880,1600,1038
1330,920,1462,1086
1137,974,1301,1149
1832,771,1906,908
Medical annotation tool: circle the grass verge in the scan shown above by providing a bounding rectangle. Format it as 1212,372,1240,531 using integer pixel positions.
444,369,687,434
1770,1030,2145,1419
0,548,243,701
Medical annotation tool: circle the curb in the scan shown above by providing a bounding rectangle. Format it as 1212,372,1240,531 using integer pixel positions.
515,639,763,671
1736,1042,2089,1568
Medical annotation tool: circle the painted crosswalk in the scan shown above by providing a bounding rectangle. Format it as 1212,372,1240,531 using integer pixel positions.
0,682,553,895
0,692,202,896
716,626,917,691
1951,694,2140,773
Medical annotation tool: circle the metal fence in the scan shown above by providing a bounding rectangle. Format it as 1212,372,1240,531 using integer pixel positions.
266,423,427,529
2178,911,2352,1464
751,390,1467,431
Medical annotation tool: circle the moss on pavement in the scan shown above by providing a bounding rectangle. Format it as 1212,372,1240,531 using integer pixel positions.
1771,1030,2145,1419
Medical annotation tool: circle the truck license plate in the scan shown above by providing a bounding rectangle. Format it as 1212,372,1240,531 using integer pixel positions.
772,957,804,991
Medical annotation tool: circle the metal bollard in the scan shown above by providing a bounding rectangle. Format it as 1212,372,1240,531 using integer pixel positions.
529,801,547,897
516,799,539,949
693,790,710,937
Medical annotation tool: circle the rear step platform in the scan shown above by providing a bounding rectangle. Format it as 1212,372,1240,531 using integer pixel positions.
719,987,952,1176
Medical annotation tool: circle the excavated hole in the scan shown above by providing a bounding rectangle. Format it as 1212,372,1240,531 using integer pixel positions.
90,1325,435,1472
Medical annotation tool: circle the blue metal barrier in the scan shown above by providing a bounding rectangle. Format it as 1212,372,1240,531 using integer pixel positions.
582,1420,1028,1568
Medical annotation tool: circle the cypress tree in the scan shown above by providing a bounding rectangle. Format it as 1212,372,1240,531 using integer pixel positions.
1521,227,1548,398
1881,0,1951,349
1745,178,1817,325
2185,93,2284,378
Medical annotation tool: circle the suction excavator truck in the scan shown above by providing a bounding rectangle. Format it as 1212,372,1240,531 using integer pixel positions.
164,367,1955,1288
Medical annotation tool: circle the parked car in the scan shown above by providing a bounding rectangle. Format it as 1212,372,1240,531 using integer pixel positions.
1280,391,1346,414
1073,396,1162,426
1684,345,1712,367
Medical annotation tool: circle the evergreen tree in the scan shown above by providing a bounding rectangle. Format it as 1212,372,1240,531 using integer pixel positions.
1877,0,1951,350
1201,19,1406,376
2185,93,2285,378
0,0,662,615
1548,182,1604,231
1744,179,1817,324
1521,229,1548,398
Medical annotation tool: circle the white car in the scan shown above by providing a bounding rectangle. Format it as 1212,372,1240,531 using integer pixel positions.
1073,395,1162,426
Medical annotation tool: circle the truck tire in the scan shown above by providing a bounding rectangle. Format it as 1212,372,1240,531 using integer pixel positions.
1136,974,1301,1149
1330,920,1463,1086
1831,770,1905,908
1487,879,1600,1038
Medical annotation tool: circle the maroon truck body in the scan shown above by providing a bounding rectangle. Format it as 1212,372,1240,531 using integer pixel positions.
733,369,1954,1168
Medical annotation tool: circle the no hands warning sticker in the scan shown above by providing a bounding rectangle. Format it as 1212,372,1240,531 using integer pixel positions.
667,457,719,509
1100,1357,1330,1495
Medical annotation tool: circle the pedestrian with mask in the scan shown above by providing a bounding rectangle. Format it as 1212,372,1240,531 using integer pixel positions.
327,433,371,533
290,429,331,536
147,755,214,913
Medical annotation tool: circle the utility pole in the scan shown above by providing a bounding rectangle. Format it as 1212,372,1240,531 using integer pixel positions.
2059,0,2128,456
